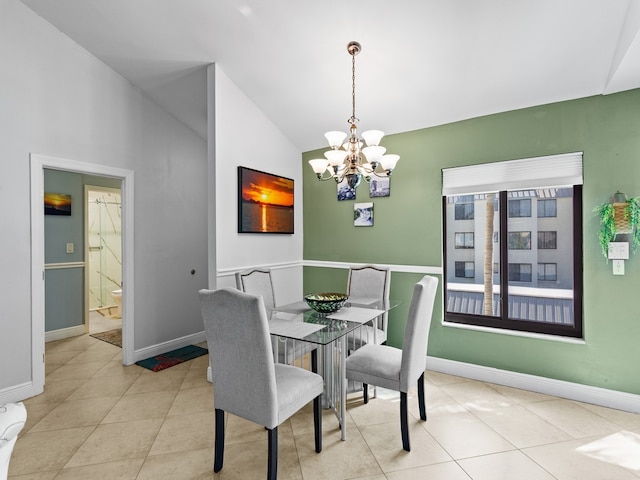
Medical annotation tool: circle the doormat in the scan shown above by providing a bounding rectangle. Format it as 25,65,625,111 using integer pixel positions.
90,328,122,348
135,345,208,372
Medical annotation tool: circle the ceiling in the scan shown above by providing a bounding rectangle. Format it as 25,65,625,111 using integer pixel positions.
19,0,640,152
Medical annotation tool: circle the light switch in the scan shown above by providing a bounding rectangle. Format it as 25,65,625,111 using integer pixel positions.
66,242,74,254
612,260,625,275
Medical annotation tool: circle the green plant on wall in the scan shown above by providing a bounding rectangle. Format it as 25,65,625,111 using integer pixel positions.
593,192,640,259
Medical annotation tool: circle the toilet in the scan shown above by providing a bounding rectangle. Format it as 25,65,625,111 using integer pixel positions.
111,289,123,318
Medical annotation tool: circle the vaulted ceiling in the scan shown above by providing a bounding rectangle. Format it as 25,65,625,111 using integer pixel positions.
20,0,640,151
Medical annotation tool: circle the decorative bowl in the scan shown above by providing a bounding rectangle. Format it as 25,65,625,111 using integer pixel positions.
304,292,348,314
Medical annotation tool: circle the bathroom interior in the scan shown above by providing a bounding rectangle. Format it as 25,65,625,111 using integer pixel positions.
87,187,122,334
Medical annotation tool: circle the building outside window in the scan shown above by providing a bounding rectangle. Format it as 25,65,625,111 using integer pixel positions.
509,231,531,249
455,201,474,220
538,231,557,249
442,153,583,338
509,263,532,282
455,232,474,248
538,199,557,217
455,261,475,278
508,198,531,217
538,263,558,281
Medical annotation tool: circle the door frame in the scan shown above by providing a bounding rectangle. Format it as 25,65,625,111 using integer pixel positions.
31,154,135,394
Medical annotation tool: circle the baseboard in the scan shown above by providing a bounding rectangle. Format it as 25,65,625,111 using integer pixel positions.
45,325,85,343
133,330,207,362
426,356,640,414
0,381,41,404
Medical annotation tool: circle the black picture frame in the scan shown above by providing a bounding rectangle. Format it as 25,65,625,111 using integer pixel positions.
238,166,294,234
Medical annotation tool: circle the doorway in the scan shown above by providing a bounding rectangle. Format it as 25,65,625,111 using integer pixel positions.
86,186,122,335
30,154,135,398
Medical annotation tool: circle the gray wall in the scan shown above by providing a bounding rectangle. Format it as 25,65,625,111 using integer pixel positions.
0,0,208,397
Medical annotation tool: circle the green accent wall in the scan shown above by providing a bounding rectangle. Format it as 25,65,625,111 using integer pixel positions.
303,89,640,396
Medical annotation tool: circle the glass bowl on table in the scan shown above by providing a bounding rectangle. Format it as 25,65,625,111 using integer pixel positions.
304,292,348,315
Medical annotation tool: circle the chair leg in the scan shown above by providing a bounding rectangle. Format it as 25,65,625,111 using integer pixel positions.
363,383,369,404
418,372,427,421
311,349,318,374
214,408,225,472
313,393,322,453
400,392,410,451
267,426,278,480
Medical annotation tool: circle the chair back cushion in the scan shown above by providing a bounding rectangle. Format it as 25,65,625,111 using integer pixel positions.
199,288,278,427
235,269,276,311
399,275,439,391
347,265,391,332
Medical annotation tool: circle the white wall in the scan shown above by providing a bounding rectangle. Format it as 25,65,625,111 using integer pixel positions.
212,65,304,305
0,0,208,399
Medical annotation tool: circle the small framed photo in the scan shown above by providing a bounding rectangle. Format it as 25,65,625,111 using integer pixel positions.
354,202,374,227
44,193,72,216
337,178,356,201
369,176,390,198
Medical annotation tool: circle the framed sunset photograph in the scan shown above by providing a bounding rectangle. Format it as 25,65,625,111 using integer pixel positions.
44,192,72,216
238,166,294,234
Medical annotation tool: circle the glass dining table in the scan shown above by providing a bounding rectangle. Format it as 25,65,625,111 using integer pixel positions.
268,298,389,441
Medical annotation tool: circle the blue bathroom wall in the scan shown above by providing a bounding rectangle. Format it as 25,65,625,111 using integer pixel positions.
44,169,84,332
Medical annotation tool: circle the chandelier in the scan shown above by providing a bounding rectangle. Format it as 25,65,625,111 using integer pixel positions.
308,41,399,190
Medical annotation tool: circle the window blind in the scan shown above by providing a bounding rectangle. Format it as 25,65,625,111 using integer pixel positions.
442,152,583,196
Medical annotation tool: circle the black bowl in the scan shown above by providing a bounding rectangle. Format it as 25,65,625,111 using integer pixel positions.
304,292,348,314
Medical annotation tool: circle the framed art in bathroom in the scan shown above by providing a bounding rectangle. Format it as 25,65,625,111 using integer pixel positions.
238,166,294,234
44,192,72,216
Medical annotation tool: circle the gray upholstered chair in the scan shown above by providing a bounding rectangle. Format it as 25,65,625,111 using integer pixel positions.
346,265,391,349
345,275,438,451
199,288,323,480
235,268,276,311
235,268,314,365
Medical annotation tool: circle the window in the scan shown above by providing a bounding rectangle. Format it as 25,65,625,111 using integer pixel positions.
509,231,531,250
538,199,557,217
538,231,557,249
455,232,474,249
509,263,532,282
442,152,583,338
509,198,531,217
455,261,474,278
538,263,557,281
455,203,474,220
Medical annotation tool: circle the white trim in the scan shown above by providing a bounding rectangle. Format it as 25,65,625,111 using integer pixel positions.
442,151,583,195
134,331,207,363
30,153,136,407
0,382,34,404
217,260,303,278
441,320,586,344
44,325,86,343
426,356,640,414
217,260,443,277
303,260,443,275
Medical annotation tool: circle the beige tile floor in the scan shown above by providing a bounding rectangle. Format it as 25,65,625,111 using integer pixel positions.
8,331,640,480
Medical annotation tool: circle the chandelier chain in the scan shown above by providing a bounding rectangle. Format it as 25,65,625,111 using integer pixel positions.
351,50,356,123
